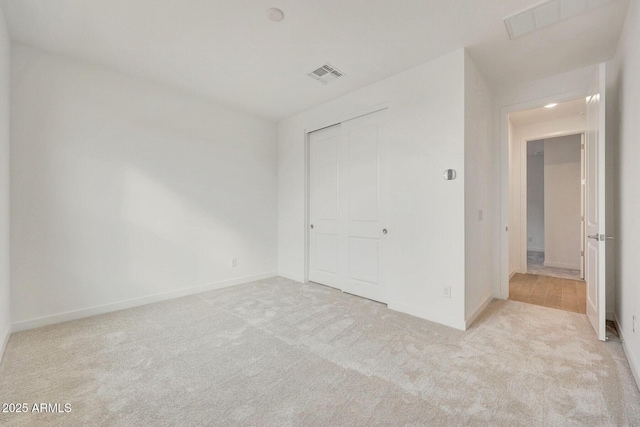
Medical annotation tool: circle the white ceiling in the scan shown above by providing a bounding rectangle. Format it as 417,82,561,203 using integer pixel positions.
510,97,587,127
0,0,630,120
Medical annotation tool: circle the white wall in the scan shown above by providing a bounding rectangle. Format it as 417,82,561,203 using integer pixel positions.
464,51,494,325
0,6,10,359
543,135,581,270
526,141,544,252
10,44,278,330
508,115,586,275
278,49,468,330
613,0,640,388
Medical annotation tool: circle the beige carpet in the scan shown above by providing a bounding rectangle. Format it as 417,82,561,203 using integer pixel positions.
1,277,639,426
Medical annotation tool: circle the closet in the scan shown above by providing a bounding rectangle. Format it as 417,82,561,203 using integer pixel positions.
308,109,389,303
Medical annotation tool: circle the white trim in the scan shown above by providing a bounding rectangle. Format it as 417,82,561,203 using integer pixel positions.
465,296,494,329
509,269,517,279
0,325,11,365
387,300,465,331
12,271,277,332
500,88,588,301
543,260,581,270
527,246,544,252
615,313,640,392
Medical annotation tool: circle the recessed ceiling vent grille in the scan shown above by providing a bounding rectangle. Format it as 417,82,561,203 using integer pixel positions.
504,0,615,40
307,63,344,84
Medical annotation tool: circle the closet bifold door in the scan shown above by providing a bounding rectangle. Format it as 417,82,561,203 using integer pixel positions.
308,109,389,303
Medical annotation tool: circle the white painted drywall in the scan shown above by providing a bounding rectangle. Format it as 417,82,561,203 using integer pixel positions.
278,49,467,330
0,5,10,358
464,51,494,325
10,44,278,329
543,135,582,270
508,115,586,275
527,140,545,252
496,65,595,297
612,0,640,389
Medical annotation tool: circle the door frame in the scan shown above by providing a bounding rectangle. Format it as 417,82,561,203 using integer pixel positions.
499,89,587,299
518,131,586,277
303,104,389,284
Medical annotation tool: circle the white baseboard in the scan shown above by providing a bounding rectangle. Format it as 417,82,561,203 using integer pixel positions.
543,260,581,270
465,296,494,329
387,301,465,331
12,271,277,332
509,269,517,279
0,324,11,365
615,313,640,392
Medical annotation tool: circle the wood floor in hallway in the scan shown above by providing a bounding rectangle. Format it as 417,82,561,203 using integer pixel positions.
509,273,586,314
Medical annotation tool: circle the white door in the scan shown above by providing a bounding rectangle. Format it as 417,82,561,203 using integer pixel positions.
308,110,389,303
585,63,607,341
339,112,389,303
309,124,342,289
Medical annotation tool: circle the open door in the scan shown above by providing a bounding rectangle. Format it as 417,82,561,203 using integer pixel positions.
585,63,608,341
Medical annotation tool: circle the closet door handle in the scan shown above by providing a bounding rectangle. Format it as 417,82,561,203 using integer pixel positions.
382,229,388,234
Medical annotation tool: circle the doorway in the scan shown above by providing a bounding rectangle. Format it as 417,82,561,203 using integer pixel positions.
500,63,608,340
507,99,587,314
525,134,583,281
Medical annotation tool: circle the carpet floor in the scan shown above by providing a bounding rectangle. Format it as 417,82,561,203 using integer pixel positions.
1,277,639,426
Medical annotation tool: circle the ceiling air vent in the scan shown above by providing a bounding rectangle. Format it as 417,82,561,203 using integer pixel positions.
504,0,615,40
307,63,344,84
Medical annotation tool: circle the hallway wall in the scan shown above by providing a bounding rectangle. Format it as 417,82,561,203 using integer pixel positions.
543,135,582,270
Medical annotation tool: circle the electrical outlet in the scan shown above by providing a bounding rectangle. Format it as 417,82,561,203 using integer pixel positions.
442,286,451,298
231,258,237,268
634,315,637,333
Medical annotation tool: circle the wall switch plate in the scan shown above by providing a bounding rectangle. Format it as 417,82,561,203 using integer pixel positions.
232,258,238,268
442,286,451,298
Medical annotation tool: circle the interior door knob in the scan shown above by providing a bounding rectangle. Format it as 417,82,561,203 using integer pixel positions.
310,224,314,229
382,229,388,234
587,234,599,240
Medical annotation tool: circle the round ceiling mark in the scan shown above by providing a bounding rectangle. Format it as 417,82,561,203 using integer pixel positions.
266,8,284,22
